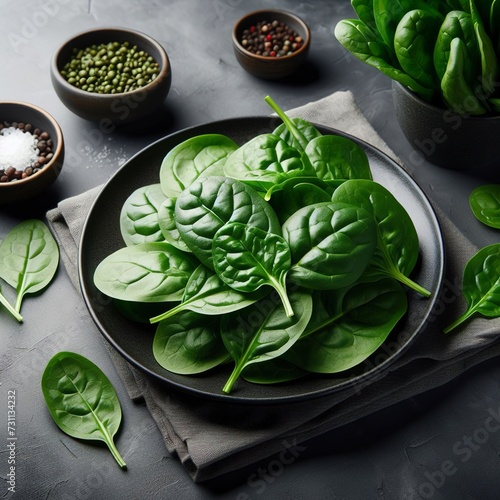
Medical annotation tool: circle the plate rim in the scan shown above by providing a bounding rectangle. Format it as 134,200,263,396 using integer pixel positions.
79,115,445,405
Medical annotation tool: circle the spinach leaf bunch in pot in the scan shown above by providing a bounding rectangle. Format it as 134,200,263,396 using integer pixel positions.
334,0,500,169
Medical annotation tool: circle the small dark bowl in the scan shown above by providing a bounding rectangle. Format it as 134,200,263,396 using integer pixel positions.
51,27,172,125
0,101,64,205
232,9,310,80
393,81,500,169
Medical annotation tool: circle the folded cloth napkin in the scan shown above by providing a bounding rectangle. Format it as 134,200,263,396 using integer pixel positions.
46,91,500,482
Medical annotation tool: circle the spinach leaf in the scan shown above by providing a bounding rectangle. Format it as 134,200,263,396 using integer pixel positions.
334,18,435,101
441,37,488,114
352,0,379,33
223,133,315,200
153,311,229,374
0,284,22,322
470,0,498,94
265,95,321,152
175,176,281,268
150,264,268,323
444,243,500,333
373,0,439,48
120,183,166,246
93,242,197,302
41,351,126,468
394,9,443,91
474,17,498,95
304,134,372,181
491,0,500,53
469,184,500,228
434,11,480,84
331,179,431,297
112,298,173,324
159,134,239,198
241,356,307,384
157,197,192,253
0,219,59,317
285,279,407,373
282,202,377,290
272,117,322,152
220,289,313,393
270,178,333,225
212,222,294,317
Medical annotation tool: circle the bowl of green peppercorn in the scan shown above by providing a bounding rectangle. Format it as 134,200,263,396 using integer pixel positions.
50,27,172,125
232,9,311,80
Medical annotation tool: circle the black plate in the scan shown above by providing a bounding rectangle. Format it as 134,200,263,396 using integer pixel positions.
79,116,445,404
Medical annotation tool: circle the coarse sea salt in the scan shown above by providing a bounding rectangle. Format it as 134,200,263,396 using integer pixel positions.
0,127,39,170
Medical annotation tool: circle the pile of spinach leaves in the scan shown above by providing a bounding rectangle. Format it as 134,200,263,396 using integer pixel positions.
93,96,430,394
334,0,500,114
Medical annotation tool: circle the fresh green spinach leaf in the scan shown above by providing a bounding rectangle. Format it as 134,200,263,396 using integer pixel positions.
153,311,229,374
175,176,281,268
223,133,315,200
305,134,372,181
212,222,294,317
331,179,430,297
469,184,500,228
0,284,22,322
41,351,126,468
282,202,377,290
272,117,322,153
150,264,268,323
220,289,313,393
0,219,59,317
157,197,192,253
241,356,307,384
434,11,480,84
270,178,333,225
441,37,488,114
334,18,435,101
285,279,407,373
444,243,500,332
159,134,239,198
93,242,197,302
394,9,443,91
120,183,166,246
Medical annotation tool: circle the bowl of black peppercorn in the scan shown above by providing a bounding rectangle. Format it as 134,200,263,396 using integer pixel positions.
0,101,64,205
232,10,311,80
50,27,172,125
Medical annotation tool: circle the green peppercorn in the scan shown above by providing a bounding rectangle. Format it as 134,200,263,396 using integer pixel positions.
61,40,160,93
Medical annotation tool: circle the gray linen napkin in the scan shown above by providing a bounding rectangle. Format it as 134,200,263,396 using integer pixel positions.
46,91,500,482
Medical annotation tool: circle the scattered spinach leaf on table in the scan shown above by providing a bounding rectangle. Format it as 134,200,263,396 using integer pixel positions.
0,219,59,322
444,243,500,333
469,184,500,228
41,351,126,468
